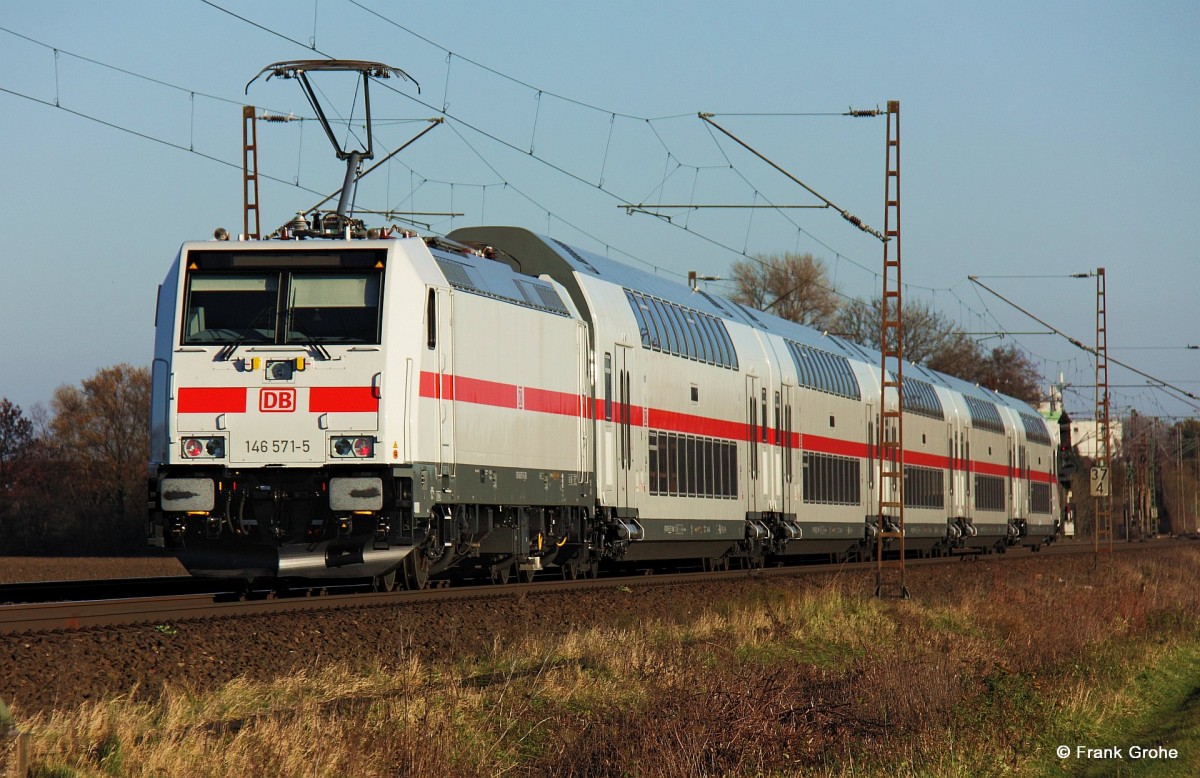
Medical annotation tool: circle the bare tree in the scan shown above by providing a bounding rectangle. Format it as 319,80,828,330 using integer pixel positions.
834,298,1044,404
49,364,151,548
963,344,1043,406
729,252,841,329
833,297,969,365
0,399,33,495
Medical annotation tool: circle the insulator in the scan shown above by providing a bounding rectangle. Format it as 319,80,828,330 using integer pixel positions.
288,213,308,232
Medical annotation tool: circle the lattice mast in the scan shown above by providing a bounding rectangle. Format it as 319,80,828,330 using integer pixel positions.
875,100,909,598
1094,267,1113,554
242,105,261,240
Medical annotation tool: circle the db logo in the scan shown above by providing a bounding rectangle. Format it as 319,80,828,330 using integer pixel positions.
259,388,297,413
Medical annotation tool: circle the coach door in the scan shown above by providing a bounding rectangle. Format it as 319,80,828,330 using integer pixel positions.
947,421,963,520
745,375,760,516
866,403,877,514
962,425,974,524
614,344,637,509
778,384,794,518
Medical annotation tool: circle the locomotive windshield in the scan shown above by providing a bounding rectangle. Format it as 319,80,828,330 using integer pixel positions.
182,269,382,345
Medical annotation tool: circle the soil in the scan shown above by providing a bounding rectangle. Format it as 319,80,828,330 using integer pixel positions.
0,556,187,583
0,544,1172,718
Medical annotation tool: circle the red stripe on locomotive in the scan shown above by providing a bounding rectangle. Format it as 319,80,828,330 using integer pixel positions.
308,386,379,413
177,387,247,413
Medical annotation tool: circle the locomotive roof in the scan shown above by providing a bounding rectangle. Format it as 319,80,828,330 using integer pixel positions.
447,226,1038,413
427,244,572,317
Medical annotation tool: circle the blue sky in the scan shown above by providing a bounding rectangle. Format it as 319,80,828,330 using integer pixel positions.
1,1,1197,419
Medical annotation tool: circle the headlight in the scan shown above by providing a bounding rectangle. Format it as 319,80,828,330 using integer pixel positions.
331,436,374,458
182,436,225,459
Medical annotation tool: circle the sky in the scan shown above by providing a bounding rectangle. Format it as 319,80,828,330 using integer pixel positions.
1,1,1197,420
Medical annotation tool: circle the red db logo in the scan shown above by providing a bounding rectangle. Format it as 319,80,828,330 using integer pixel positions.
259,388,296,413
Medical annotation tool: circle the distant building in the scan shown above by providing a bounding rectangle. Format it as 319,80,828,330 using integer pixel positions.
1038,384,1123,461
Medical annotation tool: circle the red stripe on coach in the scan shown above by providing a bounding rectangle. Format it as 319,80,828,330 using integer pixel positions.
178,387,247,413
524,386,581,416
309,387,379,413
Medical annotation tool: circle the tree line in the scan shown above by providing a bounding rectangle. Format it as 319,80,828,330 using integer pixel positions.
729,252,1043,404
0,364,149,555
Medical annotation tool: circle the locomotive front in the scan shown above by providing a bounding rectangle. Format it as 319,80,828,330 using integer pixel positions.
147,238,418,581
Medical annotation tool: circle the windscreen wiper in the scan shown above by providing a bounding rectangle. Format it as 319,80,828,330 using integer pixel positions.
217,304,276,362
290,326,332,361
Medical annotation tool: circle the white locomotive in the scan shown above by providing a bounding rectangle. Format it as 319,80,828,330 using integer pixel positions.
148,225,1060,588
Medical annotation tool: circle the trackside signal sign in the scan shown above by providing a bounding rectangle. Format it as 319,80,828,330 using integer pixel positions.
1089,466,1110,496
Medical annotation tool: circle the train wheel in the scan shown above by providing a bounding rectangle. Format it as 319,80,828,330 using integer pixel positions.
491,562,512,585
374,567,398,592
519,567,536,584
401,554,429,590
561,562,579,580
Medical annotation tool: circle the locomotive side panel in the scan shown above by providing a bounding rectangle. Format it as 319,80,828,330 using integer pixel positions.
422,285,590,497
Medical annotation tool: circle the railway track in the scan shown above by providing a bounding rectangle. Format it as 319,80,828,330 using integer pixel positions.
0,539,1168,635
0,576,223,605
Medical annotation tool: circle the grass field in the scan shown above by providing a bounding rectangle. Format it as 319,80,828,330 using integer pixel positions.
7,544,1199,777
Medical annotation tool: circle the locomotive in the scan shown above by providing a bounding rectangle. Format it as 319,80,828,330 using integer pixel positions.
147,225,1060,589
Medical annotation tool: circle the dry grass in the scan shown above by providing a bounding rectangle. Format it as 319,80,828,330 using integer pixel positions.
11,545,1200,777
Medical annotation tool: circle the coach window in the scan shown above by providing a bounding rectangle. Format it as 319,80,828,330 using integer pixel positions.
627,290,651,349
652,432,662,492
700,316,723,367
693,315,712,364
761,389,768,443
638,295,660,351
659,434,670,495
690,313,708,362
774,392,781,448
703,315,722,365
749,396,758,478
668,305,690,359
718,318,735,369
685,436,697,497
650,298,675,355
700,441,710,494
680,307,701,361
676,310,695,360
426,289,436,349
784,404,793,481
640,293,663,351
689,314,708,363
816,351,835,394
693,314,714,363
802,349,817,389
649,298,677,355
664,304,688,359
604,353,612,422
